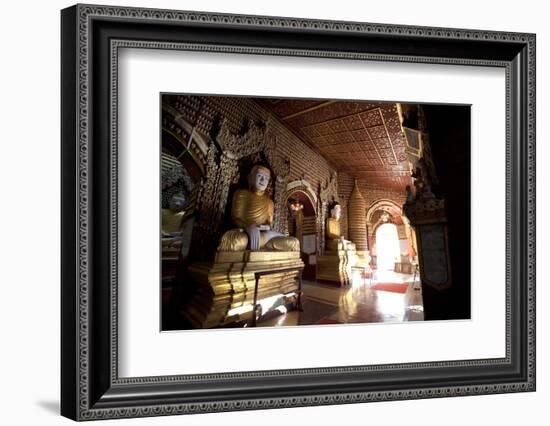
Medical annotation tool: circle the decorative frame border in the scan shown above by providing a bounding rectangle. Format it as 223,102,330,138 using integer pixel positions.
61,3,535,420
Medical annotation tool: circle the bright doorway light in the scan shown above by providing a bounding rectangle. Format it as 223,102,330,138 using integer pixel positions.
375,223,400,271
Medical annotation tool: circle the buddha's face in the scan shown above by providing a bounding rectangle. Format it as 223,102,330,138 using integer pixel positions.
331,204,342,220
251,168,270,192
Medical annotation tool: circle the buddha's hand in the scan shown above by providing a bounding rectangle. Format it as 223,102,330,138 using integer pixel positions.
246,225,261,250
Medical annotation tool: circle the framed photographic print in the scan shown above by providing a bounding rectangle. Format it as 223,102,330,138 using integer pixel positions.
61,3,536,421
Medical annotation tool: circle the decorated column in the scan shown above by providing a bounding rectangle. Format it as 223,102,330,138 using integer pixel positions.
348,180,368,254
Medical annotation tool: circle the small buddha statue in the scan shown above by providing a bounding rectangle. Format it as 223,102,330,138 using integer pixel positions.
162,193,186,247
217,165,299,252
325,203,355,251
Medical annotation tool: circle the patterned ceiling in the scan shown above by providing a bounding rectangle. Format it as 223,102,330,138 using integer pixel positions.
253,98,412,192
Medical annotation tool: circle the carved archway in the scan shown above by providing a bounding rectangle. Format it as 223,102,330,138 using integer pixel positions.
161,106,209,210
284,180,318,214
286,187,318,280
162,103,209,169
366,199,403,225
366,199,416,268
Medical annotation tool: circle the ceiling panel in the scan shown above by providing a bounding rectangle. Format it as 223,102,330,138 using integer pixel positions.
254,98,412,191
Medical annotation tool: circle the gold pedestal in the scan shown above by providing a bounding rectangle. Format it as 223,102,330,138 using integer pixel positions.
182,250,304,328
317,244,358,287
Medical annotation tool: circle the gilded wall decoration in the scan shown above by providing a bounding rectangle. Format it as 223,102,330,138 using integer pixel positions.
164,95,337,258
194,143,222,256
348,180,368,251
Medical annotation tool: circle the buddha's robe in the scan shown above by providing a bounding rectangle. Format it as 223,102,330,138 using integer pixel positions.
161,209,185,247
325,217,355,251
326,217,341,240
231,189,274,228
217,188,299,252
162,209,185,233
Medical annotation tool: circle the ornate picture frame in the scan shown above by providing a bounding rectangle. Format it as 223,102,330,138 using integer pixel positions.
61,4,535,420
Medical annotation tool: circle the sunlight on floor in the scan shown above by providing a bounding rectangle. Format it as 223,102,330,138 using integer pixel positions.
257,271,424,327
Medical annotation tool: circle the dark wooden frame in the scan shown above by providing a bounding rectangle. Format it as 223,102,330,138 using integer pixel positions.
61,4,536,421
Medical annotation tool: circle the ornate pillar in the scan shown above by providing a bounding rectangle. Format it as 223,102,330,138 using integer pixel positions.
194,144,239,259
403,197,452,290
317,201,327,255
272,177,288,234
194,143,220,259
348,180,368,252
212,153,239,230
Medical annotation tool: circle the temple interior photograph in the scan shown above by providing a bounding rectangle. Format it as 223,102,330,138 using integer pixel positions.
160,94,471,331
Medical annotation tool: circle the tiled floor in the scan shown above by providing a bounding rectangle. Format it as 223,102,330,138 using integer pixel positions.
257,270,423,327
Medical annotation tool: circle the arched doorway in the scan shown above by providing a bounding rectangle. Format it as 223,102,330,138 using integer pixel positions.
366,199,417,271
375,223,400,271
287,190,317,280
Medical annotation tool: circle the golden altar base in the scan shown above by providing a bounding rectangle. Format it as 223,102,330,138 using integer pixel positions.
316,243,359,287
183,250,304,328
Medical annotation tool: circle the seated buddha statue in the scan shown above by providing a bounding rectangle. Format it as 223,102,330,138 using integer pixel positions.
325,203,355,251
161,193,187,248
217,165,299,252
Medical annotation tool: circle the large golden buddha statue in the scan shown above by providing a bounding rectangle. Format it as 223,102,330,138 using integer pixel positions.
218,165,299,252
325,203,355,251
183,165,303,328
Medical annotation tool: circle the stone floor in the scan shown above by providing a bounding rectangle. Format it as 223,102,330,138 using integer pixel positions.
257,270,424,327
